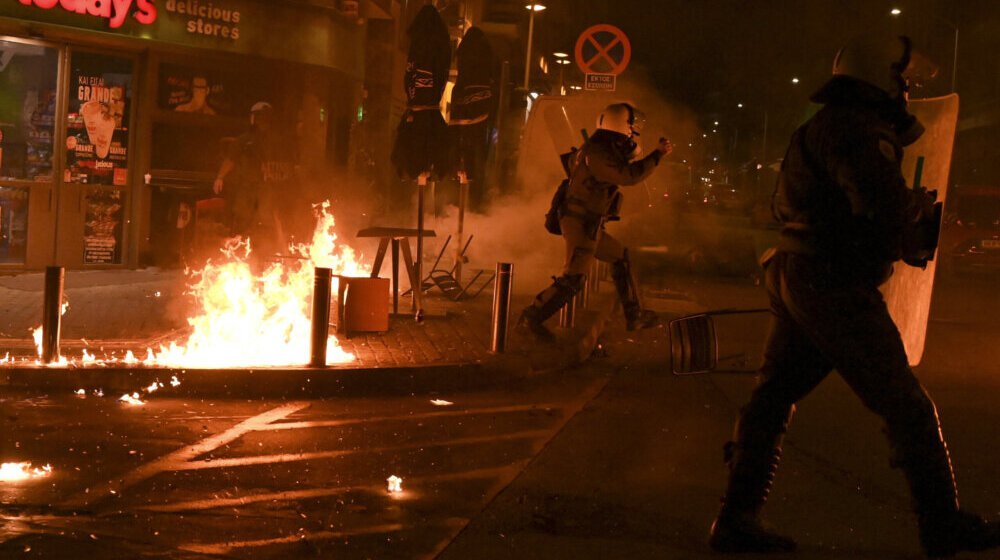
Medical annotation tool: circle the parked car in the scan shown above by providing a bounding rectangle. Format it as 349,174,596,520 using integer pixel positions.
941,184,1000,274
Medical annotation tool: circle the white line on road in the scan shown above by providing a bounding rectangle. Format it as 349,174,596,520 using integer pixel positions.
176,429,552,471
261,402,564,431
136,463,530,512
177,523,408,555
61,401,311,509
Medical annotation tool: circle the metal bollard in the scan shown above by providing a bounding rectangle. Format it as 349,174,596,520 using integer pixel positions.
559,294,577,328
491,263,513,353
310,267,333,367
42,266,64,364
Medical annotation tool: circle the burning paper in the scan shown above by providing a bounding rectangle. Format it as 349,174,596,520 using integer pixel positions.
119,392,145,406
386,475,403,493
0,462,53,482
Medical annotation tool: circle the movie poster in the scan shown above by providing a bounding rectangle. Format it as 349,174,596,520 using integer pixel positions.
83,188,124,264
65,52,132,186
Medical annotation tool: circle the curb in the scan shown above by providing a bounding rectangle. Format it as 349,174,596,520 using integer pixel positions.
0,295,618,399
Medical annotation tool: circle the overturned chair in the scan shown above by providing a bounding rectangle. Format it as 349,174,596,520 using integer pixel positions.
405,234,496,302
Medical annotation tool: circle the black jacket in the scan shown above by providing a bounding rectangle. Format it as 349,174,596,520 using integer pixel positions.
773,77,920,284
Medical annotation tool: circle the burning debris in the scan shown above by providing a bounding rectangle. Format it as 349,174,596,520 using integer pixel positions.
119,392,146,406
386,475,403,493
3,202,362,369
430,399,454,406
0,462,53,482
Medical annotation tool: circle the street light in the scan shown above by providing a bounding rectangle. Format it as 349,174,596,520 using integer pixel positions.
791,77,800,84
523,4,547,93
891,7,958,92
555,58,571,94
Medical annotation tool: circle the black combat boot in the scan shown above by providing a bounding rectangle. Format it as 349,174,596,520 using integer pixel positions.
710,405,796,553
888,401,1000,558
517,275,583,343
612,250,660,330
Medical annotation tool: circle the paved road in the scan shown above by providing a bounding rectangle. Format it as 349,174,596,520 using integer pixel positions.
0,370,608,559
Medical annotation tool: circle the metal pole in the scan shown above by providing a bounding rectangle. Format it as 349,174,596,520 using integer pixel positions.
391,238,399,315
42,266,63,364
559,294,576,328
951,27,958,93
524,8,535,92
310,267,332,367
581,274,590,309
491,263,514,353
415,174,427,320
456,174,468,283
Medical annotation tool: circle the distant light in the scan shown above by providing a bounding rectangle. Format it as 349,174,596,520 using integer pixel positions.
702,133,707,138
791,77,800,84
890,7,902,16
529,92,539,99
712,129,717,133
556,59,571,65
569,85,582,90
756,163,763,169
682,159,687,163
525,3,546,11
713,157,718,161
737,103,743,108
687,143,692,147
713,121,719,126
553,52,569,58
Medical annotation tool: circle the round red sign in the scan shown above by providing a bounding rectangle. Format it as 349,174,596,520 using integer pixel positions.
574,24,632,75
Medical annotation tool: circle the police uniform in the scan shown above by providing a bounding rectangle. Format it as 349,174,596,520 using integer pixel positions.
710,50,1000,557
519,122,663,341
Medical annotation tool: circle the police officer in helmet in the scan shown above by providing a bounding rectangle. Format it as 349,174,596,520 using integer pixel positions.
518,102,672,342
709,35,1000,557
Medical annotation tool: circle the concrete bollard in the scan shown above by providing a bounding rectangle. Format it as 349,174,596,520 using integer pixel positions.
310,267,333,367
491,263,513,353
42,266,64,364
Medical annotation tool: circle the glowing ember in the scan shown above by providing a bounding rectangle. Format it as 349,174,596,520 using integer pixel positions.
119,392,145,406
387,475,403,493
430,399,454,406
146,381,164,393
74,388,86,396
150,201,361,368
0,462,52,482
170,376,181,387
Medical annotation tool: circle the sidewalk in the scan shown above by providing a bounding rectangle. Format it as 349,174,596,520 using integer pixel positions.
0,268,617,397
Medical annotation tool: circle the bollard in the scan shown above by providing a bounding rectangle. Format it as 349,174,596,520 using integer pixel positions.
310,267,333,367
559,293,577,328
42,266,64,364
581,274,590,309
491,263,513,353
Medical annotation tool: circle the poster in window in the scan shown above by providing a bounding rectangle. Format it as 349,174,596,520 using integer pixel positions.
83,189,124,264
157,63,254,117
65,52,132,186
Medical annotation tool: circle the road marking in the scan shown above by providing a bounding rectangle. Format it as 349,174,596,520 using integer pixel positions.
177,523,408,555
262,402,564,431
176,429,552,471
136,463,530,512
61,402,311,509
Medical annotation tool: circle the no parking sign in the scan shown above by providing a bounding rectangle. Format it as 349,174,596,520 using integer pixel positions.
575,24,631,91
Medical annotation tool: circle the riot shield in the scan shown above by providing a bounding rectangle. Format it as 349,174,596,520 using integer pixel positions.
880,94,960,366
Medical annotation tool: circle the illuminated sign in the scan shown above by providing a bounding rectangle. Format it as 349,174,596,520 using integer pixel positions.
18,0,157,29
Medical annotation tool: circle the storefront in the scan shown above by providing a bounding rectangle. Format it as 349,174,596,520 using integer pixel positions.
0,0,364,269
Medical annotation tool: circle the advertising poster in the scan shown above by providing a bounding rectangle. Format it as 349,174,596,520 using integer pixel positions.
83,188,124,264
157,63,261,117
65,52,133,186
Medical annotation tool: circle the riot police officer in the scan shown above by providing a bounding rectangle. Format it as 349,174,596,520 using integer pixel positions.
709,35,1000,557
518,103,672,342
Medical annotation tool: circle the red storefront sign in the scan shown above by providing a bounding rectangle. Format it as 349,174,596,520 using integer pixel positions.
19,0,157,29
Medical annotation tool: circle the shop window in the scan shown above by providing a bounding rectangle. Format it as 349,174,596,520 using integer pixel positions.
0,186,28,264
0,40,59,182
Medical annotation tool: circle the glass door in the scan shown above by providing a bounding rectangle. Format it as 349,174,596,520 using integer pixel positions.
0,38,61,268
56,49,135,267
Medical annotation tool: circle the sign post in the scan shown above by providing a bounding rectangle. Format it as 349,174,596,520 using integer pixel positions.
575,23,631,91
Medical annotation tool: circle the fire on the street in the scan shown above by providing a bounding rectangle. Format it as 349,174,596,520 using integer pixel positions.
0,462,52,482
8,202,363,369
